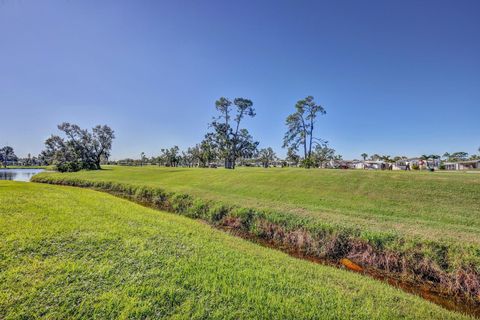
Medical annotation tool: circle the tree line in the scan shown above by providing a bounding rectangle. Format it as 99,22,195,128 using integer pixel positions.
111,95,339,170
114,145,280,169
4,95,480,171
0,147,45,168
110,96,341,170
359,151,480,163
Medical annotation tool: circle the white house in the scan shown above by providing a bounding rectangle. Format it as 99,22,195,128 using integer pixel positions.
444,160,480,170
395,158,441,170
360,160,388,170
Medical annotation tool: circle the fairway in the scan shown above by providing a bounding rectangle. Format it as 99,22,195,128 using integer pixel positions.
0,181,471,319
32,166,480,306
35,166,480,244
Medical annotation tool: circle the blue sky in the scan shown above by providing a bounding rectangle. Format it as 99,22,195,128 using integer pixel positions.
1,0,479,160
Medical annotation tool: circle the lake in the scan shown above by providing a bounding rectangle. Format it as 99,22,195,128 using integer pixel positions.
0,169,45,182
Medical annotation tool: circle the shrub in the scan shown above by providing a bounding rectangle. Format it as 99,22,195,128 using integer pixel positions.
207,203,230,222
187,198,210,219
55,161,83,173
170,193,194,214
230,207,256,230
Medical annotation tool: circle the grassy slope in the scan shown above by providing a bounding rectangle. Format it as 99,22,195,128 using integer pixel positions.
36,166,480,245
0,181,469,319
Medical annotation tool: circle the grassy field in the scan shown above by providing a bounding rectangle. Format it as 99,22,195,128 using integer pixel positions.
32,166,480,303
0,181,470,319
4,165,50,169
35,166,480,244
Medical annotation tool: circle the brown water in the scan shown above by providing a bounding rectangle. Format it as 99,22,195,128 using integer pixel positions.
221,227,480,319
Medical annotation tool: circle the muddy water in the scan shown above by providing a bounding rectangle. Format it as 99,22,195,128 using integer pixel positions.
221,227,480,319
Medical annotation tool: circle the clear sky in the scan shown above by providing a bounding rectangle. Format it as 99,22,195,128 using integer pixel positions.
1,0,479,160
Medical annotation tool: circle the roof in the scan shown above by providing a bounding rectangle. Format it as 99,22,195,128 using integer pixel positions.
444,160,480,165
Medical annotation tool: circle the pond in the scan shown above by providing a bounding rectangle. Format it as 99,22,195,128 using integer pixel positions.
0,169,45,182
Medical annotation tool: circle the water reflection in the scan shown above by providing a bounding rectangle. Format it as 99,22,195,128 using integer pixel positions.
0,169,45,182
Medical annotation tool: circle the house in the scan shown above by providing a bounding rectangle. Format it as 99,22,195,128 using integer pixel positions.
324,159,362,169
444,160,480,170
353,161,366,169
364,160,388,170
394,158,441,170
349,160,389,170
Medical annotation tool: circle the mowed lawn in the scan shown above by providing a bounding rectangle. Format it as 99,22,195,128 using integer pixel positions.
0,181,470,319
37,166,480,245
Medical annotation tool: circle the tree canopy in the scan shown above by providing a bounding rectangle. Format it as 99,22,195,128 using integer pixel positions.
0,146,17,167
40,122,115,172
158,146,181,167
208,97,258,169
443,152,469,162
312,143,337,168
283,96,326,168
258,147,277,168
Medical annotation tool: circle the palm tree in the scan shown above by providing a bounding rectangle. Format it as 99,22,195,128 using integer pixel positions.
420,154,430,169
429,154,440,169
361,153,368,161
380,155,394,170
381,155,392,162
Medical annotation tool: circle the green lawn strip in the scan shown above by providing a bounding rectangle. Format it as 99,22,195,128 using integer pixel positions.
31,167,480,301
33,166,480,244
4,165,51,169
0,181,470,319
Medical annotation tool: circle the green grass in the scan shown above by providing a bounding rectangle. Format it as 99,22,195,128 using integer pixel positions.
35,166,480,245
0,181,470,319
4,165,50,169
32,166,480,302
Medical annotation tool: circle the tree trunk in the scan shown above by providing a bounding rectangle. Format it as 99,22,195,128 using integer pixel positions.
303,137,307,160
225,159,234,169
308,120,313,159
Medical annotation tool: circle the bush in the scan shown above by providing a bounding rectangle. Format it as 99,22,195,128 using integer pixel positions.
300,157,316,169
207,203,230,222
55,161,82,172
170,193,194,214
231,207,256,230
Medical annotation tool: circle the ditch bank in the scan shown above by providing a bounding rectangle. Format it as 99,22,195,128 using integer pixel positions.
32,175,480,317
222,226,480,318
